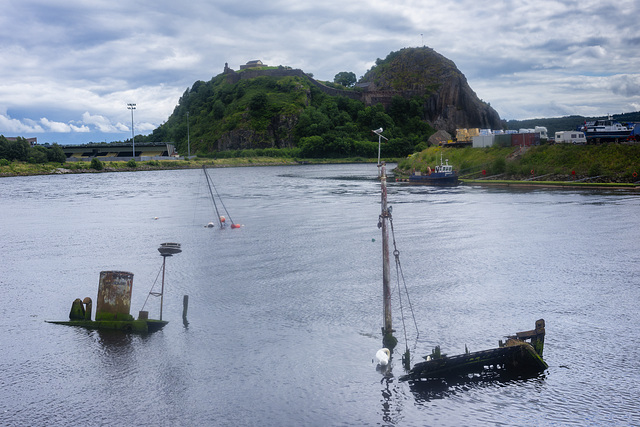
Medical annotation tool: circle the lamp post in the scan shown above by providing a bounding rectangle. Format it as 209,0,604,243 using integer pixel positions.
372,127,388,175
127,103,136,158
187,111,190,158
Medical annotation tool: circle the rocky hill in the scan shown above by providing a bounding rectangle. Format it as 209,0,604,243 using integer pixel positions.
142,47,503,156
358,47,502,134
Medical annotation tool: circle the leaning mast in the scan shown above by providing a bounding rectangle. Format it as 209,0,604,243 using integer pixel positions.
202,165,225,228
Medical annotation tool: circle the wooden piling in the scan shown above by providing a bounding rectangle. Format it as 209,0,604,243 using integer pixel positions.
182,295,189,319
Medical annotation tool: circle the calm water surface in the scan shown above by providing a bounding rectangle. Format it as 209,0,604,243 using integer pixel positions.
1,164,639,426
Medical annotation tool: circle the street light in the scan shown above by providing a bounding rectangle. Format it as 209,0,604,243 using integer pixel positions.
372,127,388,171
127,103,136,158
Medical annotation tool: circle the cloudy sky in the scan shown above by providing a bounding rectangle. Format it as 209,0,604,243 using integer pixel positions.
2,0,639,145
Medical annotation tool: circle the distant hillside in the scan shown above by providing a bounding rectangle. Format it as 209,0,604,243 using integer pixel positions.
505,112,640,136
139,47,505,157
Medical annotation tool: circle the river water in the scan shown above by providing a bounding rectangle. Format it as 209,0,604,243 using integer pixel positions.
1,164,639,426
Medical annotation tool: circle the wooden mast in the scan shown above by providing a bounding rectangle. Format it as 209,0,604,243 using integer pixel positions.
380,162,396,349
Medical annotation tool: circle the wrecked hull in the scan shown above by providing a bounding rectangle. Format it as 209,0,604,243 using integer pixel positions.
46,319,168,333
401,319,547,382
400,341,547,382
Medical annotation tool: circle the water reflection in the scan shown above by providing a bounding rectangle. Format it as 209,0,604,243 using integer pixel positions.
407,371,547,403
379,372,405,427
92,329,135,351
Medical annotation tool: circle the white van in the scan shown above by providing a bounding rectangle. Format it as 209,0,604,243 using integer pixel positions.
554,131,587,144
534,126,548,140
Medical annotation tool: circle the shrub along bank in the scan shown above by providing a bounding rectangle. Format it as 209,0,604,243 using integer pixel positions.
397,144,640,184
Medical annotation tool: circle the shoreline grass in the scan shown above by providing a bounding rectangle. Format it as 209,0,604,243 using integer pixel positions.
2,149,639,190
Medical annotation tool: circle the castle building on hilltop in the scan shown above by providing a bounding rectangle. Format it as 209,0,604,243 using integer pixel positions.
240,60,265,70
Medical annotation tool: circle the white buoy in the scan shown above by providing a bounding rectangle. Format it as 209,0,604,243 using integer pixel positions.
375,348,391,366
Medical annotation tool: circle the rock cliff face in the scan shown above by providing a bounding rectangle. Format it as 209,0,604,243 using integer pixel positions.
216,113,299,151
359,47,501,134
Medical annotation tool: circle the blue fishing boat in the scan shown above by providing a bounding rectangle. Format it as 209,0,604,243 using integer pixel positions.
408,154,459,186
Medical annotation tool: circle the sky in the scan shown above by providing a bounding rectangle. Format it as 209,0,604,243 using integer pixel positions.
2,0,639,145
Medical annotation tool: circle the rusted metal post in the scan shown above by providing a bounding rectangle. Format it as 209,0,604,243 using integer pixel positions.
95,271,134,321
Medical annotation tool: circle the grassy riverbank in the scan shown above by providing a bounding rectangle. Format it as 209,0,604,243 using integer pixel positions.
0,156,380,177
3,144,639,189
397,144,640,185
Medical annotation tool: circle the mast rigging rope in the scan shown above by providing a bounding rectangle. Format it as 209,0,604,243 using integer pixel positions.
389,214,420,348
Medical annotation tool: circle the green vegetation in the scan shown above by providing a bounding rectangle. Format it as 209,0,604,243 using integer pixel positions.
1,144,638,186
0,136,66,164
136,71,436,159
333,71,357,87
0,156,340,177
361,48,453,93
90,158,104,170
398,144,640,183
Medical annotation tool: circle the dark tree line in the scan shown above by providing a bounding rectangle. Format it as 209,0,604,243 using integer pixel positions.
0,136,66,164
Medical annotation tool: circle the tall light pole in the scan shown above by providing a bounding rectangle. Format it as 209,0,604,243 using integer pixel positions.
127,103,136,158
187,111,190,158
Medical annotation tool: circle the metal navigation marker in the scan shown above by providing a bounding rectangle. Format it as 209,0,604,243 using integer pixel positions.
158,242,182,256
154,243,182,321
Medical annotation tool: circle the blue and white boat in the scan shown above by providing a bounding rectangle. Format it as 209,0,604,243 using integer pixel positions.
408,154,459,186
581,116,632,142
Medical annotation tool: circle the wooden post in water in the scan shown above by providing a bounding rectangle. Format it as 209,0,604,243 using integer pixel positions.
183,295,189,319
379,162,396,350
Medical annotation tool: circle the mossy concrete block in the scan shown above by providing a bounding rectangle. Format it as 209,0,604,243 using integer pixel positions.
69,298,85,320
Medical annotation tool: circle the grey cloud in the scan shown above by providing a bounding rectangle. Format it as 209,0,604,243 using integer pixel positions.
2,0,639,142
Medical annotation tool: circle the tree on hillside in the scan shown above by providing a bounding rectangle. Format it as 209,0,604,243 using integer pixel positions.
334,71,356,87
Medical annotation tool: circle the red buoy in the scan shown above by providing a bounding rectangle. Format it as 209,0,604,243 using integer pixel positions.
220,216,226,223
231,224,241,229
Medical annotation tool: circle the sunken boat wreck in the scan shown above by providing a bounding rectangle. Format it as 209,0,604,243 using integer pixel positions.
400,319,547,382
46,243,181,333
374,160,547,382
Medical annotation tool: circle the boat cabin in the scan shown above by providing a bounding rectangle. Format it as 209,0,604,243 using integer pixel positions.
434,160,454,174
